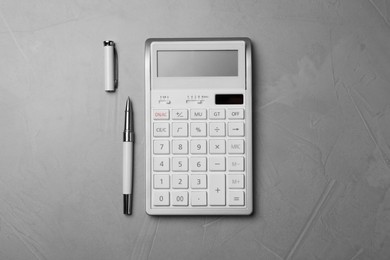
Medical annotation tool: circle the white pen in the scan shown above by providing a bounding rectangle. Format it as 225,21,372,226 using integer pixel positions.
123,97,134,215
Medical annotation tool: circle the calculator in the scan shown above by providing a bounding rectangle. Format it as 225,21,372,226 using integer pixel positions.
145,38,252,215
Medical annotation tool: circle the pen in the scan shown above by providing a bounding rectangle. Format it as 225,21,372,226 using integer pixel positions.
123,97,134,215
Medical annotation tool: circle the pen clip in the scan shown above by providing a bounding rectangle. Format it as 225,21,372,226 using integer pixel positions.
114,45,119,89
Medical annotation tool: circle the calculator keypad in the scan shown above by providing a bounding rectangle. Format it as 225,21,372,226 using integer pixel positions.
152,108,246,208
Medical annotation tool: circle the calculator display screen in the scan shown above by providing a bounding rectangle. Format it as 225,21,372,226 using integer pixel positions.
215,94,244,104
157,50,238,77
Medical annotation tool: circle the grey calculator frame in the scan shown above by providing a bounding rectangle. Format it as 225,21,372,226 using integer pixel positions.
145,38,252,215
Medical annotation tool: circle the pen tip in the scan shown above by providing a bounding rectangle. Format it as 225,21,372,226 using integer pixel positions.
125,97,131,111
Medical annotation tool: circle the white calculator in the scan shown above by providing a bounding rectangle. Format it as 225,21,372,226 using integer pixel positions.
145,38,252,215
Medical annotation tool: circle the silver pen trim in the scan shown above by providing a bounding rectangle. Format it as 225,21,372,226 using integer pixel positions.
123,194,132,215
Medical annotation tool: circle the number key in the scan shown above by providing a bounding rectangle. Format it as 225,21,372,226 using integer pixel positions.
153,191,170,206
172,140,188,154
190,140,207,154
153,157,170,171
190,157,207,171
153,140,169,154
190,174,207,189
172,191,188,206
172,157,188,172
172,174,189,189
153,174,170,189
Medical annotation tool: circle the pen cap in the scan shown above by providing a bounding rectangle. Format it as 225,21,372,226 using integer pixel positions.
104,41,115,92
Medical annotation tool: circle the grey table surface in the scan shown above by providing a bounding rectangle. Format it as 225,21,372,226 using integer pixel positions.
1,0,390,259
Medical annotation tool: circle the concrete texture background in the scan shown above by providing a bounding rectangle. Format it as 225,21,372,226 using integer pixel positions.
1,0,390,259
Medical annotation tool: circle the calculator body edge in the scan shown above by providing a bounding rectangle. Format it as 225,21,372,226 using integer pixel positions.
145,38,253,215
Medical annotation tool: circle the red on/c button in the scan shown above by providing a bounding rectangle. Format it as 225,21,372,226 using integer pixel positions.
153,110,170,120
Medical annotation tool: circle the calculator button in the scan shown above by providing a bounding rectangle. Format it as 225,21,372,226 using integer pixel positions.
172,157,189,172
228,157,245,172
209,109,225,119
153,157,170,171
172,140,188,154
153,140,169,154
209,174,226,206
153,110,170,120
153,191,170,206
190,174,207,189
229,191,245,206
153,122,170,137
172,191,189,206
228,109,244,120
190,122,207,137
209,157,226,172
190,109,207,119
172,109,188,120
153,174,170,189
190,157,207,171
227,174,244,189
172,174,189,189
172,122,188,137
191,191,207,206
190,140,207,154
209,140,226,154
228,122,244,137
209,122,225,137
227,140,244,154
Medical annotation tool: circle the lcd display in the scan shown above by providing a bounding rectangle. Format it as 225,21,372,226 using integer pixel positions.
157,50,238,77
215,94,244,105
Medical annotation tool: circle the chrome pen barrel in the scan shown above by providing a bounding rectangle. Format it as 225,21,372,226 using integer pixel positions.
124,111,133,132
